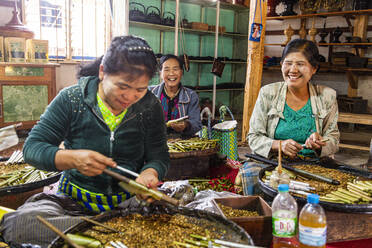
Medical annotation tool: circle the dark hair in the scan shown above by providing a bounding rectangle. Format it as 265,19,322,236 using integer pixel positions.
77,35,157,81
77,56,103,79
159,54,184,71
281,39,320,70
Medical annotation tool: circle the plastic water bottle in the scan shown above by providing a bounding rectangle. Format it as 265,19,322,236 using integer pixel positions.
299,194,327,248
272,184,299,248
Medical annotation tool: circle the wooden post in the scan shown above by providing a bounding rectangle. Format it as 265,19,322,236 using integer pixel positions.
174,0,179,55
348,15,368,98
241,0,267,142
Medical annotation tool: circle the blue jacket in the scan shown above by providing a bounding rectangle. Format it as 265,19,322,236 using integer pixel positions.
23,76,170,195
150,82,202,136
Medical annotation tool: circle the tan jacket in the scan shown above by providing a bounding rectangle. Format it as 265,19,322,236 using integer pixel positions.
247,81,340,158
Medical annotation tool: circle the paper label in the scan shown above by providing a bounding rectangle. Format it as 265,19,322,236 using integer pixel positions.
299,224,327,246
272,217,297,237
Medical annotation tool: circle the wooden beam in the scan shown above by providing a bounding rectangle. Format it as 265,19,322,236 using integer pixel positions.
241,0,267,142
338,112,372,125
339,143,369,151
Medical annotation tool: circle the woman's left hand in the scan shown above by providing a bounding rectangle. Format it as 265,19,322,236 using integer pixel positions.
304,132,326,150
169,121,188,132
135,168,159,203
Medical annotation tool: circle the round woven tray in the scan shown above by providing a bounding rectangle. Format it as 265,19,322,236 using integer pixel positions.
169,146,218,159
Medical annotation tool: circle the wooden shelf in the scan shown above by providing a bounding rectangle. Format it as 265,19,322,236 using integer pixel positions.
176,0,249,11
265,43,372,47
267,9,372,20
264,65,372,74
189,60,246,64
318,43,372,46
195,88,244,92
338,112,372,125
339,143,370,151
130,21,248,38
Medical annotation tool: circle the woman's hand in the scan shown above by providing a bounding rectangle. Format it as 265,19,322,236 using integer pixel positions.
55,149,116,176
305,132,326,150
169,121,188,132
274,139,303,158
135,168,159,203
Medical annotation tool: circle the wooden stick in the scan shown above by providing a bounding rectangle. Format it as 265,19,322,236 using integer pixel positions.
36,215,83,248
278,140,282,175
80,216,119,233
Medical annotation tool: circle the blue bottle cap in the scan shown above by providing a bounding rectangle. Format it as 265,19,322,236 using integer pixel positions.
278,184,289,192
308,193,319,204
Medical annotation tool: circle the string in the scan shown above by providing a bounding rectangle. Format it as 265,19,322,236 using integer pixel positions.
252,0,263,25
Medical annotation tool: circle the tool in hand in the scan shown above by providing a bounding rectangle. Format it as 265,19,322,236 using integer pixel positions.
103,169,179,206
116,166,140,178
36,215,83,248
166,115,189,127
301,138,330,148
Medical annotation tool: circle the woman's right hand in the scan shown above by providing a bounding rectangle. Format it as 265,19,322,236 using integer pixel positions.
55,149,117,176
274,139,303,158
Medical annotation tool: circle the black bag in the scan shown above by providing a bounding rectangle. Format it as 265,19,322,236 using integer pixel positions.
146,6,162,25
129,2,146,22
162,12,175,26
211,58,225,77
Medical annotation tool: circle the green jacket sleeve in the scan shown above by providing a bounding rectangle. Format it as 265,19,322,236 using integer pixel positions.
141,99,170,180
23,89,71,171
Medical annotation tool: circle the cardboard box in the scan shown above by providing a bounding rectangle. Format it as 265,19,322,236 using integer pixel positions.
26,39,48,63
213,196,272,247
4,37,26,62
0,37,3,62
190,22,209,31
208,25,226,33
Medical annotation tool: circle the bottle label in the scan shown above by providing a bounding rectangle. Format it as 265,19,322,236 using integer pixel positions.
299,224,327,246
272,217,297,237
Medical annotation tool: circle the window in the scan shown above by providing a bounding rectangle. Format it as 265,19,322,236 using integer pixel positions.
24,0,111,61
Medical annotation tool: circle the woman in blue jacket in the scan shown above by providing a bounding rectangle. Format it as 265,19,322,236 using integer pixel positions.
150,54,202,138
1,36,169,246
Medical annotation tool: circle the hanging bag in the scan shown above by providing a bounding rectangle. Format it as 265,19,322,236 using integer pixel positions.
212,106,238,160
211,58,225,77
211,32,226,77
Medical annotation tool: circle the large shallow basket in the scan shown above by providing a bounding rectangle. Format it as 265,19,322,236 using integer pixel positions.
50,205,254,247
255,156,372,213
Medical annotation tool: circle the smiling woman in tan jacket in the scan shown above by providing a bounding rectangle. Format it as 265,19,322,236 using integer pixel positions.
248,39,339,159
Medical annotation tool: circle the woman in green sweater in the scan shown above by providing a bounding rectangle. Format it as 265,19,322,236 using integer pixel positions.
1,36,169,247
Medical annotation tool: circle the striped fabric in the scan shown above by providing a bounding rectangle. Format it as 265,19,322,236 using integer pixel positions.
160,90,180,122
57,174,131,213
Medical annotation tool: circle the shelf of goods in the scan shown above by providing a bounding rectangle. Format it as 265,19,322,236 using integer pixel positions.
128,0,249,116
